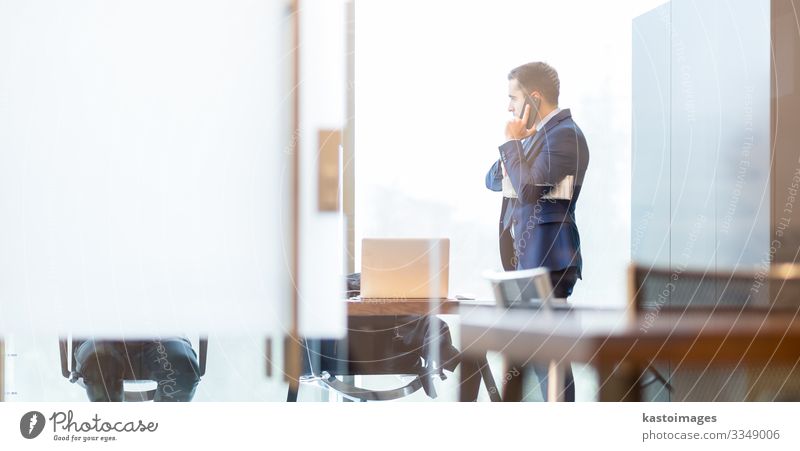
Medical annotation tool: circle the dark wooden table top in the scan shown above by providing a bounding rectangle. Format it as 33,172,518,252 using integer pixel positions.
346,298,493,316
459,305,800,367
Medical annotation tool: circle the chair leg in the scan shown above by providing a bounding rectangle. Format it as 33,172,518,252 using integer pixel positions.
459,352,502,401
341,376,355,402
502,362,523,402
287,381,299,402
459,357,483,401
478,355,502,402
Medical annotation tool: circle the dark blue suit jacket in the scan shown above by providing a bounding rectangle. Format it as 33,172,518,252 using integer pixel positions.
485,109,589,276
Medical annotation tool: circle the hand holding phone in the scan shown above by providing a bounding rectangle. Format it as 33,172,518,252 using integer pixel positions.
520,94,540,130
505,95,539,141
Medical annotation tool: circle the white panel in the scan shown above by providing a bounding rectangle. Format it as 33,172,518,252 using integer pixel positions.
298,0,347,338
0,0,289,336
713,0,771,269
632,4,671,268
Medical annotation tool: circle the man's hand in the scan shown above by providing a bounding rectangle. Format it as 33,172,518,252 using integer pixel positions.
504,104,537,141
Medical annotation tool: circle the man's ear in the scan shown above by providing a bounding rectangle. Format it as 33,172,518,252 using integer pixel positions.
530,92,541,107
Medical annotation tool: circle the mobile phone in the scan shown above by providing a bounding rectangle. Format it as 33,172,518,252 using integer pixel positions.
520,94,540,129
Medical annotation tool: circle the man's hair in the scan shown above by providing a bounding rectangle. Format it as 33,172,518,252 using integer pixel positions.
508,62,560,105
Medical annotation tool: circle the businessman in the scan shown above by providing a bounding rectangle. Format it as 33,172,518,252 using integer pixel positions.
485,62,589,401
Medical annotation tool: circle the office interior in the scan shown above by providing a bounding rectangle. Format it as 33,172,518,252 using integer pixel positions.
1,0,799,402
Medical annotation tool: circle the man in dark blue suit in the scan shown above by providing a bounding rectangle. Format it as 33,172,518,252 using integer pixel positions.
485,62,589,401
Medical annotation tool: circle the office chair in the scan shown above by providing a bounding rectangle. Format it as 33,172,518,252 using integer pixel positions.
287,316,500,402
291,335,424,402
628,263,800,401
483,267,669,401
484,267,562,308
626,264,800,312
484,267,579,401
59,336,207,402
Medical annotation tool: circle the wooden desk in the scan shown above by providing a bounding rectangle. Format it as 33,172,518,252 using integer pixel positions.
347,298,458,316
458,306,800,401
346,298,491,316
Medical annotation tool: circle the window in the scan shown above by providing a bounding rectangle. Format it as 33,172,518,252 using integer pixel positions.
354,0,667,306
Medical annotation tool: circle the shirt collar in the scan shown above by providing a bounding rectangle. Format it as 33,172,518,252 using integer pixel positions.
535,107,562,132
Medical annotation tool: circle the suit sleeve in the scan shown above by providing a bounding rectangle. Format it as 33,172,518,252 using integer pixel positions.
485,159,503,192
499,127,578,203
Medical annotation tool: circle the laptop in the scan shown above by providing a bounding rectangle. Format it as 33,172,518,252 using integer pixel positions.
360,238,450,300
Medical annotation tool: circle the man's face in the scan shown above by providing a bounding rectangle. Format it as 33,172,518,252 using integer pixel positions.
507,78,527,118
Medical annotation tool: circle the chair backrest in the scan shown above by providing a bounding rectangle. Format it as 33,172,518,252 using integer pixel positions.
59,336,208,402
628,263,800,402
628,263,800,312
484,267,556,308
